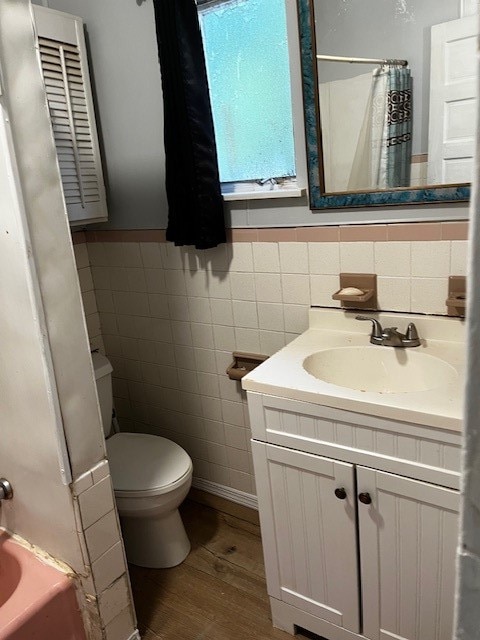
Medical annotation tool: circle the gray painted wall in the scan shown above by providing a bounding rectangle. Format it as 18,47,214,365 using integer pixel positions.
315,0,460,154
35,0,169,229
33,0,468,228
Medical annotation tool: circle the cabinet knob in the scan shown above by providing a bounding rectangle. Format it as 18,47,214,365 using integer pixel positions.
358,492,372,505
334,487,347,500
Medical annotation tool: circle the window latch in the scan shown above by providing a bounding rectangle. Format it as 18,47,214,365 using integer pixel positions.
257,177,278,189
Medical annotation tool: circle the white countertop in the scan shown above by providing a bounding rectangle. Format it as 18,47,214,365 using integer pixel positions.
242,309,466,432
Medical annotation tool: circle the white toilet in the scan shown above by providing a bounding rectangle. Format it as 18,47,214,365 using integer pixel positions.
92,352,193,569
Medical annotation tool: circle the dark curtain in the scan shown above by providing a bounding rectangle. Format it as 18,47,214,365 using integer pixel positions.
152,0,226,250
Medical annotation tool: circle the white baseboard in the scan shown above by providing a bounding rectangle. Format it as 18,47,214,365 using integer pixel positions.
192,478,258,511
127,631,141,640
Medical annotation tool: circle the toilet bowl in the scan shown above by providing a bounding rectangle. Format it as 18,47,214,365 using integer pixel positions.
92,353,193,568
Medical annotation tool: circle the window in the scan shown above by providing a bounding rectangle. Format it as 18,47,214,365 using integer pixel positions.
198,0,298,198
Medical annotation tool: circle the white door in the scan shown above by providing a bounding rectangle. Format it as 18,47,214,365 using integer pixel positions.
428,15,477,185
0,32,75,552
357,467,459,640
252,442,360,632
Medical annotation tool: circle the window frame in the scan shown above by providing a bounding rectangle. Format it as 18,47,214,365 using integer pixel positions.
197,0,307,201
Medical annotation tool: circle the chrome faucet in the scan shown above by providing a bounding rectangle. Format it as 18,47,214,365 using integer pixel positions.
356,316,421,348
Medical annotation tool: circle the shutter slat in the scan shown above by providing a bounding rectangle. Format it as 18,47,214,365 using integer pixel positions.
41,62,62,74
54,130,73,138
61,44,81,54
39,39,79,54
50,98,70,111
40,54,61,65
43,72,63,83
46,86,66,97
50,110,70,120
65,58,81,67
44,77,64,90
38,38,60,50
51,117,70,126
47,95,67,106
53,125,71,134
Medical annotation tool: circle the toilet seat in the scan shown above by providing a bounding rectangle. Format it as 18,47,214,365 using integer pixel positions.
106,433,193,498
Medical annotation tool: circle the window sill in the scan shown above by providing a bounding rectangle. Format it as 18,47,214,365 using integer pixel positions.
221,182,304,202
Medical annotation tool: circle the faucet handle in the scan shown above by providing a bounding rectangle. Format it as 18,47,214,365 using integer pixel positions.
404,322,421,347
406,323,419,340
355,315,383,342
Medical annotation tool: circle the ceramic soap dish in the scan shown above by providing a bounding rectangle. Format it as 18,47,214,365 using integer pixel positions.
332,273,378,310
446,276,466,317
226,352,268,381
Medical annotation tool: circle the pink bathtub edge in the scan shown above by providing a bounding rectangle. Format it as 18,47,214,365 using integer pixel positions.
0,530,86,640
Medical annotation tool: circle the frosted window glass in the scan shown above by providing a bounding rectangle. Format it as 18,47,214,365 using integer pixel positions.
199,0,296,184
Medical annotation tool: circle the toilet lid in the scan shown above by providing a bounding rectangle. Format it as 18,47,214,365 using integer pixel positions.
106,433,192,496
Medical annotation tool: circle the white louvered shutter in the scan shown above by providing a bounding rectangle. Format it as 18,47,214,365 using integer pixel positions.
33,6,108,225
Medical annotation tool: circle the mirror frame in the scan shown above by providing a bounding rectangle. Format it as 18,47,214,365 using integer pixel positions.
297,0,471,210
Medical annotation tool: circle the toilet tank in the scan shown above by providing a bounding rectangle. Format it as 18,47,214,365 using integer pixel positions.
91,352,113,437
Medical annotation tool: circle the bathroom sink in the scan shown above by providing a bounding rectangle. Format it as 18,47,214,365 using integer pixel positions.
242,309,465,429
303,346,458,394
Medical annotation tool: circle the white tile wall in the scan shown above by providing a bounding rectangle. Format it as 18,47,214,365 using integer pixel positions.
71,458,135,640
340,242,375,272
105,607,137,640
451,241,469,276
253,243,280,272
85,510,120,563
279,243,309,273
68,242,131,626
83,239,467,497
309,242,341,275
78,476,116,530
411,241,451,277
92,541,126,593
98,576,132,626
74,243,104,352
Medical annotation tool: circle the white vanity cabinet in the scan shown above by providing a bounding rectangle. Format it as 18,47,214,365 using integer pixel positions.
248,392,461,640
254,444,361,632
358,468,458,640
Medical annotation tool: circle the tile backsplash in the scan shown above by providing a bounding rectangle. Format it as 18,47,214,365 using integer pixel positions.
74,241,104,352
72,461,136,640
74,233,467,498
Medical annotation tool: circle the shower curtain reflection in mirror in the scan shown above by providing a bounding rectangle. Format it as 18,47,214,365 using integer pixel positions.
320,65,412,193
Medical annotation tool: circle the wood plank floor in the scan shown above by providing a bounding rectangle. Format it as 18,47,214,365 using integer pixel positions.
129,501,317,640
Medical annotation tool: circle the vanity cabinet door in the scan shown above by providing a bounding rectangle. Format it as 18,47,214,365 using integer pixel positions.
252,442,360,633
357,467,459,640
